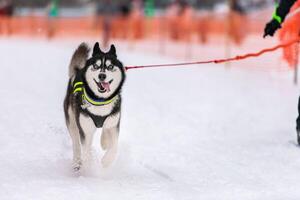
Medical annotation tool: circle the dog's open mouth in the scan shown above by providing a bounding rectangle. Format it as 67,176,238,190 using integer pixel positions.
94,79,113,93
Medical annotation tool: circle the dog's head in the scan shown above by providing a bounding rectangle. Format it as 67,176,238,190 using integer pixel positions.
84,42,125,99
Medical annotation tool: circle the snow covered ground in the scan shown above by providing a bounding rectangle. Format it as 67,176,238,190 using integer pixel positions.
1,37,300,200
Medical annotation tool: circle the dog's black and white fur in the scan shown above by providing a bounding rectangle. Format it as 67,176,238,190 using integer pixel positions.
64,42,126,171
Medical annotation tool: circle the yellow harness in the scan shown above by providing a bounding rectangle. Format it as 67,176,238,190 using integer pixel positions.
73,81,117,106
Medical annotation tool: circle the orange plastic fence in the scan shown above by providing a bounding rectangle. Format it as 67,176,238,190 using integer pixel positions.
0,13,266,42
279,1,300,67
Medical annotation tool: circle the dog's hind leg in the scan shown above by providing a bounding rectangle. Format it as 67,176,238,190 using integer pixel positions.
79,114,96,162
67,107,82,172
101,113,120,168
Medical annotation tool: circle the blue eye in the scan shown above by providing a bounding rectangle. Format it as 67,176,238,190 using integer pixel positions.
93,64,100,70
92,60,102,70
107,65,114,71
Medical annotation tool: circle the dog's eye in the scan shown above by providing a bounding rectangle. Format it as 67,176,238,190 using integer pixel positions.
93,64,100,70
107,65,114,71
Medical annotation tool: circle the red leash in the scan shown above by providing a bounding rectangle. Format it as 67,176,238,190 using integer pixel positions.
125,38,300,71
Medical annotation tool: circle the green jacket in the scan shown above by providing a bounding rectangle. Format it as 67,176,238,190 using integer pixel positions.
273,0,297,24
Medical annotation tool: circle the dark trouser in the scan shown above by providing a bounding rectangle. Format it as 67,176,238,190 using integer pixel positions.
297,97,300,131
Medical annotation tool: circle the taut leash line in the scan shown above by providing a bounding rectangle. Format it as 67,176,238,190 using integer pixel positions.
125,38,300,71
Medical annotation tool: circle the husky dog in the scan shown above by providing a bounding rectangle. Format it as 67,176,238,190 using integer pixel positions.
64,42,126,171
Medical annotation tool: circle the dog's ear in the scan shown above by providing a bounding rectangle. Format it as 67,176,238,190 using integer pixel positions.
108,44,117,57
92,42,103,56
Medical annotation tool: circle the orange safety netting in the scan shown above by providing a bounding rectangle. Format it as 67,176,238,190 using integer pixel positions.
279,0,300,67
0,13,265,42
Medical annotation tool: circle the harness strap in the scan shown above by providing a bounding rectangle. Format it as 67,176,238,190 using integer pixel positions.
73,81,83,94
88,112,107,128
72,79,116,128
72,80,117,107
82,88,117,106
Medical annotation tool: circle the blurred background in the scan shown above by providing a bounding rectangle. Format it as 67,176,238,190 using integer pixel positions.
0,0,275,56
4,1,300,199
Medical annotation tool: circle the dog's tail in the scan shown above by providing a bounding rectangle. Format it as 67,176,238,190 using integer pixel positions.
69,43,90,78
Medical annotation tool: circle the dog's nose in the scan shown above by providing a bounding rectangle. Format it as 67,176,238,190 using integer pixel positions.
99,73,106,81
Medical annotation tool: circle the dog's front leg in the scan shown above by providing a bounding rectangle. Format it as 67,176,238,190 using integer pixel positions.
67,108,82,172
79,114,96,162
101,113,120,167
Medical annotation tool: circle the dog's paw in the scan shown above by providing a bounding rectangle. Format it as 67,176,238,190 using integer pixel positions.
101,149,117,168
72,160,82,172
101,156,113,168
101,139,109,150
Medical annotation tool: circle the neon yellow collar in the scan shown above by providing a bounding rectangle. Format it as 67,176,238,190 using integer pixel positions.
73,81,117,106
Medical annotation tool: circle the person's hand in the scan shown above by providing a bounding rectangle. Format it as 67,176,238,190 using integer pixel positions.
263,19,281,38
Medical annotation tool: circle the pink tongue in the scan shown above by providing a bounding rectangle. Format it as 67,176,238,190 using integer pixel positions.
101,82,111,92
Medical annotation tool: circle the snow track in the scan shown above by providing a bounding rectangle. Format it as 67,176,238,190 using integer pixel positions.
1,38,300,200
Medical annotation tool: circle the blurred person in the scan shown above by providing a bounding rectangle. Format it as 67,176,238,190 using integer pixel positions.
166,0,181,40
0,1,4,16
0,0,13,35
264,0,300,68
117,3,131,39
46,0,59,39
96,0,117,48
264,0,298,37
228,0,247,45
48,0,58,17
166,0,194,41
263,0,300,145
264,0,300,67
145,0,155,17
129,0,144,40
230,0,245,14
0,0,13,16
197,13,209,44
177,1,195,41
120,3,131,17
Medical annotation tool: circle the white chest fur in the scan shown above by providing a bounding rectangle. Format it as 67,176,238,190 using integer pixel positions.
86,96,119,117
